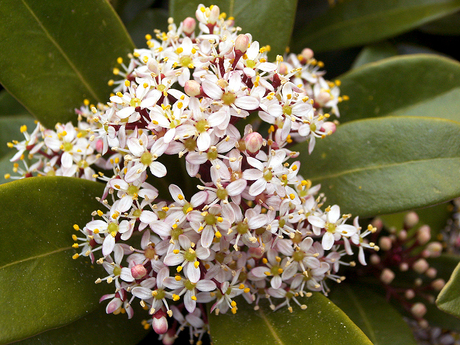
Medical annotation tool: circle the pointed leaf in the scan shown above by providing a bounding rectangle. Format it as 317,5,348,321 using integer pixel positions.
295,116,460,217
292,0,460,53
339,55,460,123
170,0,298,58
330,284,417,345
0,177,106,344
208,293,372,345
125,8,169,48
0,90,29,117
436,262,460,319
0,0,135,128
351,42,398,70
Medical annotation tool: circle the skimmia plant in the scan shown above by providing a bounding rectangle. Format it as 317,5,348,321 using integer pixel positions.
1,1,460,345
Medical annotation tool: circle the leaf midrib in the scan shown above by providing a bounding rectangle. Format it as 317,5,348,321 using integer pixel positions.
345,286,377,344
309,156,460,182
20,0,100,102
0,246,70,270
258,308,285,345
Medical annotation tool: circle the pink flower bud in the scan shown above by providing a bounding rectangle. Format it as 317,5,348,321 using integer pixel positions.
417,225,431,245
235,34,249,54
422,241,442,258
425,267,437,278
411,302,427,318
378,236,392,251
301,48,314,60
398,230,407,241
432,278,445,291
152,310,169,334
245,132,263,153
370,254,380,265
131,264,147,279
182,17,196,36
413,258,429,274
95,139,104,152
321,122,336,135
404,211,419,228
316,91,331,106
279,63,288,75
371,217,383,232
380,268,395,284
405,289,415,299
249,247,264,259
399,262,409,272
184,80,201,97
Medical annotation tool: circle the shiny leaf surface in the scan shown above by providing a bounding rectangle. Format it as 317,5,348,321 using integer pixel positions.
436,262,460,318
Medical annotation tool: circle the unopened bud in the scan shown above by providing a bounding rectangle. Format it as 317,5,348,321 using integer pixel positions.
380,268,395,284
235,34,249,54
404,211,419,228
316,91,331,106
184,80,201,97
423,241,443,258
245,132,263,153
432,278,445,291
182,17,196,36
370,254,380,265
301,48,314,60
405,289,415,299
425,267,437,278
249,247,264,259
209,5,220,24
379,236,392,251
417,225,431,245
131,264,147,279
321,122,336,135
398,230,407,241
371,218,383,232
279,63,288,75
413,258,429,274
411,302,427,318
399,262,409,272
152,310,168,334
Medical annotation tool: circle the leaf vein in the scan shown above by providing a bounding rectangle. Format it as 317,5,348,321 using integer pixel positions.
0,247,70,271
258,308,285,345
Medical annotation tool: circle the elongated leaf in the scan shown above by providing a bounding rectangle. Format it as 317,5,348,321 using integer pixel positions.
351,42,398,70
170,0,298,58
0,177,106,344
0,90,28,117
420,11,460,35
292,0,460,53
295,116,460,217
0,0,134,129
339,55,460,123
437,262,460,319
208,293,372,345
330,284,417,345
126,8,169,48
14,303,149,345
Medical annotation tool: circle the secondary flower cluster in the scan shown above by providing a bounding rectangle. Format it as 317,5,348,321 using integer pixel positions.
7,4,371,343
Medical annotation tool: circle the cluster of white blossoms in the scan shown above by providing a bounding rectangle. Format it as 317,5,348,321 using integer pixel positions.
7,4,376,343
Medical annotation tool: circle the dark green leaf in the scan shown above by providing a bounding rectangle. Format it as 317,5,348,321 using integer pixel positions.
339,55,460,123
295,116,460,217
0,90,28,117
0,177,107,344
292,0,460,53
330,284,417,345
420,10,460,35
437,262,460,319
126,8,169,48
170,0,298,58
351,42,398,70
208,293,372,345
0,0,135,128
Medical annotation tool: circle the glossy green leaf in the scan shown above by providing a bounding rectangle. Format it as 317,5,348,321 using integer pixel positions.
420,10,460,35
0,177,107,344
0,90,28,117
330,284,417,345
437,262,460,318
208,293,372,345
170,0,298,58
351,42,398,70
295,116,460,217
291,0,460,53
14,303,149,345
126,8,169,48
339,55,460,123
0,0,134,129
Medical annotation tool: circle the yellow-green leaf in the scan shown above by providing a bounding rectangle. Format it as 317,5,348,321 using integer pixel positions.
436,262,460,319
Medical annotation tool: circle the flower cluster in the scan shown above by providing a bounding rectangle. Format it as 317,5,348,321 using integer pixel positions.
7,4,372,343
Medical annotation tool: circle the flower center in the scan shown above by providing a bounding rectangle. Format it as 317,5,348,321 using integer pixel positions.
236,222,248,235
216,188,228,200
196,119,208,133
140,152,153,165
205,213,217,225
130,97,141,107
282,105,292,116
108,222,119,237
222,91,236,105
180,55,193,68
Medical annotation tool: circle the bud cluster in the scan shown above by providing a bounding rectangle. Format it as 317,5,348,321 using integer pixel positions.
7,5,372,343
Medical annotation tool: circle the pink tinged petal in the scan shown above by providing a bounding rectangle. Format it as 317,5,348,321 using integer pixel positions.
196,280,216,291
197,132,211,152
113,245,124,264
191,191,208,207
140,210,157,224
117,106,135,119
100,293,115,303
184,290,197,313
282,263,298,280
208,110,228,127
164,252,184,266
150,221,171,237
246,156,264,170
125,163,144,182
169,184,185,204
270,275,282,289
234,96,259,110
202,80,223,100
249,179,267,196
196,247,210,260
268,287,286,298
308,216,325,228
227,72,242,92
201,227,214,248
186,152,207,165
227,179,247,196
248,214,267,229
102,235,116,256
328,205,340,223
322,232,335,250
131,286,153,299
121,267,135,282
163,277,184,289
251,266,270,278
358,247,367,265
343,237,353,255
61,152,73,168
156,267,169,288
300,237,314,252
179,234,191,249
87,220,108,231
149,162,167,178
186,263,201,283
338,224,358,237
242,168,263,180
106,298,123,314
186,313,205,328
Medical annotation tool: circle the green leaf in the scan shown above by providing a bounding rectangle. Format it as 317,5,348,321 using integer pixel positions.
339,55,460,123
0,90,28,117
0,0,135,129
126,8,169,48
295,116,460,217
170,0,298,58
291,0,460,53
329,284,417,345
0,177,106,344
208,293,372,345
13,303,149,345
420,10,460,35
351,42,398,70
437,262,460,319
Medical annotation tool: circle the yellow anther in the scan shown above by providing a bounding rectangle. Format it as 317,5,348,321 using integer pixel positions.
239,284,245,289
291,164,298,171
6,142,14,148
278,268,283,274
289,194,295,200
178,194,184,200
215,231,222,238
194,261,200,268
4,173,10,179
177,102,183,109
217,217,223,222
133,52,140,58
145,34,152,40
262,258,268,264
177,265,183,272
176,47,184,54
113,68,120,75
172,294,180,301
72,253,79,260
175,275,182,281
244,287,250,293
231,307,237,314
173,249,180,254
72,234,78,241
231,301,237,307
191,296,197,301
124,80,130,87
